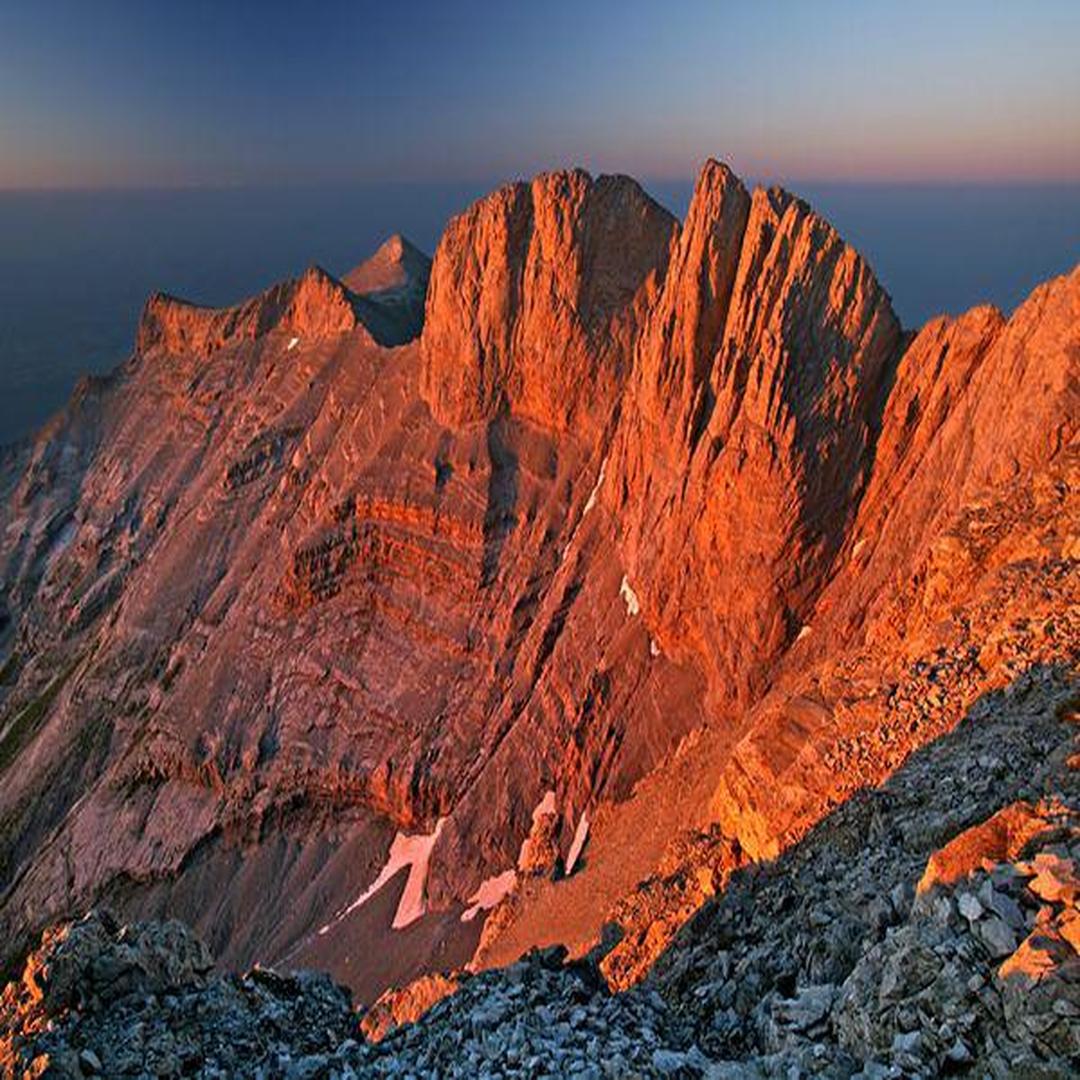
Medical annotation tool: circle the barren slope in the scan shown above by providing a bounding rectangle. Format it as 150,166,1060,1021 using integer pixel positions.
0,161,1075,1017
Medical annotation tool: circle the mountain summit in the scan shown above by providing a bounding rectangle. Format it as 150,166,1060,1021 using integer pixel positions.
0,160,1076,1075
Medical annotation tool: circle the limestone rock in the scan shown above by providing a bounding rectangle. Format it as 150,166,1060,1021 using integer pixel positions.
0,160,1075,1033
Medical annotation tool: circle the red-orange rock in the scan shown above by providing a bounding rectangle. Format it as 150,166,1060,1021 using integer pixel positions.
0,161,1075,1012
137,265,360,355
917,802,1050,895
421,169,676,433
360,971,461,1042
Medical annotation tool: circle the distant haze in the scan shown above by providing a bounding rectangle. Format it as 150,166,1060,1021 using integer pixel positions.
0,178,1078,440
2,3,1079,435
1,1,1078,190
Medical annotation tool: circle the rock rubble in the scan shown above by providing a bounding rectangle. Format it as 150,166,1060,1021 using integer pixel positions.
4,667,1076,1078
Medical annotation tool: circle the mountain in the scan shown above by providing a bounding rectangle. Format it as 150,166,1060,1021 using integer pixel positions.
0,160,1076,1075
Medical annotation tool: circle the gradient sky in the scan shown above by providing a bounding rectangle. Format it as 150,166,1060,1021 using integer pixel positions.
1,0,1079,189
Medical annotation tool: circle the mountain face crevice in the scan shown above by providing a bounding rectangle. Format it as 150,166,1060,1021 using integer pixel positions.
0,161,1075,1015
420,169,677,434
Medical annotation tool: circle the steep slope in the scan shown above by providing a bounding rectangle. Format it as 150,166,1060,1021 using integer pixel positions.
479,263,1077,983
344,234,433,345
0,174,693,1000
0,160,1075,1029
481,264,1077,988
421,168,676,434
608,161,904,712
3,667,1076,1079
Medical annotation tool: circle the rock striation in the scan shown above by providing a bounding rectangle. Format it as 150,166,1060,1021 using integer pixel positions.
608,162,905,711
421,169,676,432
136,265,361,356
0,157,1075,1061
3,666,1076,1078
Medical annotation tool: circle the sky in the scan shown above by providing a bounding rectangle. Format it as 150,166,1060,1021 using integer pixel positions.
0,0,1079,189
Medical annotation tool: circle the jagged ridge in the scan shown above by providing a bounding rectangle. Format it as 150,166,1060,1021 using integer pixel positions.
0,159,1075,1030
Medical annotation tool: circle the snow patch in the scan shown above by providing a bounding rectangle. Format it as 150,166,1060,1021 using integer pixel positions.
565,812,590,877
460,790,558,922
649,638,661,658
851,537,868,561
582,456,607,516
286,336,301,351
321,817,446,934
460,869,517,923
620,575,641,617
795,625,812,643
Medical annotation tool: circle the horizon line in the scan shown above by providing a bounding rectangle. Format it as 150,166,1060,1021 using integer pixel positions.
3,172,1080,196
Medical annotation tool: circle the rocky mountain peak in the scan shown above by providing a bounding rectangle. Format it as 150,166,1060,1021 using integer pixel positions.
343,233,431,298
344,234,432,346
0,160,1075,1079
609,161,904,709
135,264,359,357
420,167,677,432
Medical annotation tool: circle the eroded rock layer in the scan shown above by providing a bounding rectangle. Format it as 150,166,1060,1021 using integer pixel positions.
0,160,1075,1029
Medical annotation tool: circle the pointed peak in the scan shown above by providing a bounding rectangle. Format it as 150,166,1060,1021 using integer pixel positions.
683,161,751,231
296,263,346,291
343,235,431,298
696,158,744,191
378,233,427,264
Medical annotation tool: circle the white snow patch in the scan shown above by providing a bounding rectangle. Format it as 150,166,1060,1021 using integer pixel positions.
460,869,517,923
620,575,641,617
320,817,445,934
851,537,868,561
649,638,661,658
795,625,812,643
564,812,590,877
582,456,607,516
286,336,301,351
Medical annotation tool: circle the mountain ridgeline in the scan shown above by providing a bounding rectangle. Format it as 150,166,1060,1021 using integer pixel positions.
0,160,1076,1076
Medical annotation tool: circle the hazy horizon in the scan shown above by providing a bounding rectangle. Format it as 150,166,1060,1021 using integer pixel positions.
2,175,1078,442
2,0,1079,439
2,1,1079,190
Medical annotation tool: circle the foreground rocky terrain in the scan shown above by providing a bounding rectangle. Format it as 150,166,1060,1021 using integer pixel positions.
0,157,1076,1073
2,664,1077,1077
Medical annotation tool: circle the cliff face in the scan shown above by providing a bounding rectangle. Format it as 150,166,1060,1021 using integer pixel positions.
420,169,676,433
608,163,904,712
136,265,361,355
0,162,1075,1015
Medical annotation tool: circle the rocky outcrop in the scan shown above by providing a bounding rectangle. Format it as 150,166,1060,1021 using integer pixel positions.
344,233,432,346
360,970,461,1042
649,664,1080,1078
0,912,355,1079
0,159,1075,1035
609,162,905,711
136,265,361,355
420,169,676,432
4,665,1076,1079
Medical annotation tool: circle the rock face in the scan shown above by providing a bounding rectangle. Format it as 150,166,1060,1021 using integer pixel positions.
609,163,904,710
0,158,1076,1050
344,234,433,346
0,911,356,1078
421,169,676,432
136,265,361,355
4,669,1077,1078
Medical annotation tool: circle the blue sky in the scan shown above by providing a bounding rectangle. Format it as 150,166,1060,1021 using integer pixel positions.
1,0,1078,188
